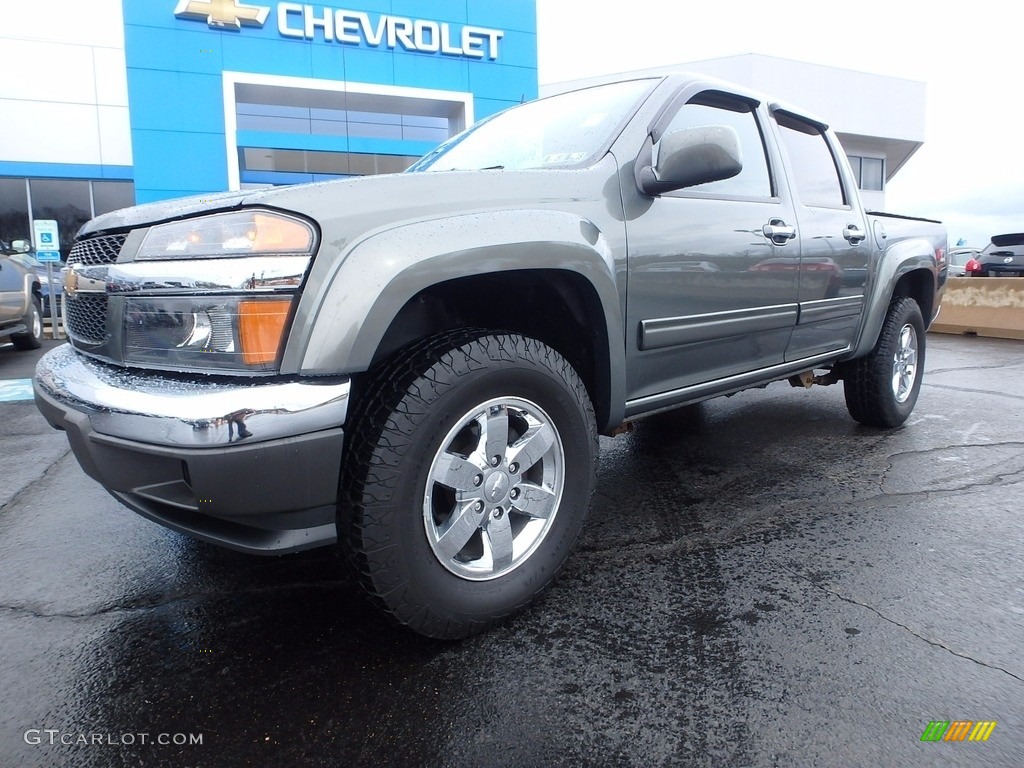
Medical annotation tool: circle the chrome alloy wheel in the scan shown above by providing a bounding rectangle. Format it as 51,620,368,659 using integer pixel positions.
423,396,564,581
891,323,918,404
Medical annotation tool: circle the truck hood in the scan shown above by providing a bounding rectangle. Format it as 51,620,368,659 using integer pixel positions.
79,163,617,241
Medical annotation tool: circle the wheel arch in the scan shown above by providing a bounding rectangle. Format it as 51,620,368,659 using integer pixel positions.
372,269,616,431
850,242,938,360
290,210,626,431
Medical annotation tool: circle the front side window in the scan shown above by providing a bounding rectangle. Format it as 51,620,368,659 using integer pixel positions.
408,79,657,173
775,113,846,208
658,93,773,199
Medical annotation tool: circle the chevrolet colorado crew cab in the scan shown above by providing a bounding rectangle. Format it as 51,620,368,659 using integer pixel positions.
35,74,946,638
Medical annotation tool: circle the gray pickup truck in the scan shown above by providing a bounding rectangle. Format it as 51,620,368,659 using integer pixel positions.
35,74,945,638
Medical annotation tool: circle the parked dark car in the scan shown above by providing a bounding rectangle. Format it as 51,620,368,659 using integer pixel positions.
966,234,1024,277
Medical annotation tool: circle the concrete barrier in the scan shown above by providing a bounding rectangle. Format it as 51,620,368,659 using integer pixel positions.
929,277,1024,340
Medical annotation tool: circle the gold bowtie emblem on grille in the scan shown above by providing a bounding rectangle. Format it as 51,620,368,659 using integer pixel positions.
63,269,106,295
173,0,270,29
63,269,79,297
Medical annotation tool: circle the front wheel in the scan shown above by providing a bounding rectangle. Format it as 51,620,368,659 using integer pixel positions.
12,296,43,351
842,296,925,428
341,332,598,639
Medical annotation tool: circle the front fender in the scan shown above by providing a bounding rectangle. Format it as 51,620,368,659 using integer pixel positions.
285,209,624,400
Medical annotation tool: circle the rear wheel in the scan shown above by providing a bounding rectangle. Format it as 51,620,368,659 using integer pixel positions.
341,331,597,639
842,296,925,428
12,296,43,350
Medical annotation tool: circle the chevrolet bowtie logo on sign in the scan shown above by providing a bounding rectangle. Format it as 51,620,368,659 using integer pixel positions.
174,0,271,30
173,1,504,59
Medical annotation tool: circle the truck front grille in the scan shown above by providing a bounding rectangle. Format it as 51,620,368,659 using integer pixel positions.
65,294,108,344
68,233,127,267
65,233,125,345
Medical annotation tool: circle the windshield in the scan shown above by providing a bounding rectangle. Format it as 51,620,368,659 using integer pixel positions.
408,79,656,173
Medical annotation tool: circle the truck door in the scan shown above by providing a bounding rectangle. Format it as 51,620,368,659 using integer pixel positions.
770,110,871,360
624,91,801,404
0,258,24,323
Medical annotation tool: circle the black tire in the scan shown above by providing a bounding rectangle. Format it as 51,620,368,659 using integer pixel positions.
842,296,925,428
12,295,43,351
341,331,598,639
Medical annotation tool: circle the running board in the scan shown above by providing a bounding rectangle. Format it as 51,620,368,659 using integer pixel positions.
624,348,850,420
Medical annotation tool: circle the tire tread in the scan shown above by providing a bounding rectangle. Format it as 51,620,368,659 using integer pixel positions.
340,330,596,639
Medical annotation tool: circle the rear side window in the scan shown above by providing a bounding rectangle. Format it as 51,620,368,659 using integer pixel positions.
986,233,1024,256
774,113,846,208
658,93,772,199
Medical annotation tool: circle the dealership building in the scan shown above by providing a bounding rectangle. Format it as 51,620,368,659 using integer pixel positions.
0,0,536,257
1,1,922,259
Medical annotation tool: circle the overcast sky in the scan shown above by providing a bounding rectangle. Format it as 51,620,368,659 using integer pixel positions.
535,0,1024,247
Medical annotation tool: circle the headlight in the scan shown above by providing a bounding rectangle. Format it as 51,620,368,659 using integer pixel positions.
113,209,317,373
136,210,314,260
123,296,294,372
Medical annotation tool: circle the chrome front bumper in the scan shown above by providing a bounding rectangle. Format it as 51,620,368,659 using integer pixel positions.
34,344,350,448
34,344,351,554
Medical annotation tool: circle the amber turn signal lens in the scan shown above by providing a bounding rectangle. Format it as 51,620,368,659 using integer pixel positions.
251,213,313,252
238,299,293,365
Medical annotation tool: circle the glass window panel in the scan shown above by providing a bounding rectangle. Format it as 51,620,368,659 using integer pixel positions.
242,148,419,179
237,114,311,134
402,114,450,129
848,156,862,185
272,150,306,171
775,115,845,208
30,179,91,259
304,151,351,174
402,125,449,143
240,148,275,172
348,153,417,175
347,121,403,140
92,181,135,215
347,110,402,125
0,178,30,248
658,96,772,199
237,103,309,118
861,157,884,191
309,107,348,122
309,119,350,137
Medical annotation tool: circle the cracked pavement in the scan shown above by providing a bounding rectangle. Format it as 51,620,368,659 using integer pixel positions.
1,334,1021,767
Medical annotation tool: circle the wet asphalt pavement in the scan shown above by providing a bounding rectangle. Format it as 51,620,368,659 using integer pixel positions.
1,334,1021,767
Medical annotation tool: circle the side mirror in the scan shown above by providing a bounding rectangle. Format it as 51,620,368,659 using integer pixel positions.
11,239,31,253
638,125,743,195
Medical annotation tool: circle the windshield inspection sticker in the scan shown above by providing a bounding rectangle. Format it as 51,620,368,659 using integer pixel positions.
543,152,587,165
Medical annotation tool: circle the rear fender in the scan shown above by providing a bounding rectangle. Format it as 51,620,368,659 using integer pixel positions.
851,236,939,358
